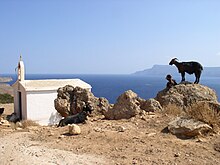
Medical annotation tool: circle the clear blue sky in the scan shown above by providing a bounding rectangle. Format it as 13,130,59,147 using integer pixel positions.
0,0,220,74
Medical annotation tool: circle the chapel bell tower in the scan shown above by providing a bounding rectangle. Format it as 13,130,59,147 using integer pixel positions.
18,55,25,81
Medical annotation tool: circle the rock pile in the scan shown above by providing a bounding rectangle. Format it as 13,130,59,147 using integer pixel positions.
54,85,110,117
103,90,163,120
54,84,220,138
54,87,163,120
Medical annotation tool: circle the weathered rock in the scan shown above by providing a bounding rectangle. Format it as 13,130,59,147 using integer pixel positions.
0,119,10,126
54,86,110,117
156,84,218,108
140,98,163,112
96,97,113,115
54,98,70,117
116,126,126,132
168,117,212,137
68,124,81,135
103,90,140,120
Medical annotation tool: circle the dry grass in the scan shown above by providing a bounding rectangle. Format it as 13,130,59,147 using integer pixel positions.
162,104,185,116
163,102,220,129
21,120,39,128
186,102,220,131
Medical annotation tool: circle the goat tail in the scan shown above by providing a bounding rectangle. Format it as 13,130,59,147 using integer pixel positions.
200,64,204,71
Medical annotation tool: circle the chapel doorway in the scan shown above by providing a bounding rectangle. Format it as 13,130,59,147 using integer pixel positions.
18,92,22,120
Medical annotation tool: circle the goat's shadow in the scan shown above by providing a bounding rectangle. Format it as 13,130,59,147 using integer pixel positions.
62,133,77,136
161,126,169,133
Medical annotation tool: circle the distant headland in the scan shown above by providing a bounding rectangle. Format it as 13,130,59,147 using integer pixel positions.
133,65,220,77
0,77,12,83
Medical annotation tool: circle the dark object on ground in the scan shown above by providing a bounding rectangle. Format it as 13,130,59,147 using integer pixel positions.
169,58,203,84
6,113,20,123
0,107,4,115
58,103,93,127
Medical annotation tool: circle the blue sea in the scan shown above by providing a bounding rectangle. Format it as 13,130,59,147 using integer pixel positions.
2,74,220,103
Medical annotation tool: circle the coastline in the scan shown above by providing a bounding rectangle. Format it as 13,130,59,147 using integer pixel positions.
0,76,13,96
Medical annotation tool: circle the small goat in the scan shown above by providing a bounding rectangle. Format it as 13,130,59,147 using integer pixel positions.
58,103,93,127
6,112,20,123
169,58,203,84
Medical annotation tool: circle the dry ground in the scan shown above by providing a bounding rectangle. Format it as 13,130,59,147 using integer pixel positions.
0,103,220,165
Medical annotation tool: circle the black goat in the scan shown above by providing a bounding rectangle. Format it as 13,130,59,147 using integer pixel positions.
169,58,203,84
6,112,20,123
58,103,93,127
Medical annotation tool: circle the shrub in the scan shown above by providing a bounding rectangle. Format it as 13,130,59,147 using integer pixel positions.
21,120,39,128
162,104,185,116
186,102,220,130
0,93,13,104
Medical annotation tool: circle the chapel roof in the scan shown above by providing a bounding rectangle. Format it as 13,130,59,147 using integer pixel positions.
16,79,91,91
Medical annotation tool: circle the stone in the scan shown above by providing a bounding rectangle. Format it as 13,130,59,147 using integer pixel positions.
54,98,70,117
168,117,212,137
146,133,156,137
140,98,163,112
116,126,126,132
103,90,140,120
68,124,81,135
1,119,10,126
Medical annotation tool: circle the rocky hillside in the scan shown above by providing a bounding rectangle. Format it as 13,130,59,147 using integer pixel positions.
54,83,220,137
156,82,219,108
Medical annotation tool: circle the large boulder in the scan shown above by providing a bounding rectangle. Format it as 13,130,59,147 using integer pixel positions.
155,83,218,108
103,90,141,120
168,117,212,137
54,86,110,117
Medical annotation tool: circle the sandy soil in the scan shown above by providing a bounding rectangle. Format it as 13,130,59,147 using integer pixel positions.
1,103,220,165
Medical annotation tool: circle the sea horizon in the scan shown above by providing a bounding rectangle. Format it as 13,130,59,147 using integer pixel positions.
1,73,220,103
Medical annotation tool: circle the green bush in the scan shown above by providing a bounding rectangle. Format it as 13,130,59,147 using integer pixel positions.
0,93,14,104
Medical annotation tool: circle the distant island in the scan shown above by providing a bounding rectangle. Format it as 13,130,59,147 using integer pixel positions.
0,77,12,83
133,65,220,77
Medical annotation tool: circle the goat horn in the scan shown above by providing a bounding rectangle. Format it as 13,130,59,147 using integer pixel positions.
173,58,179,61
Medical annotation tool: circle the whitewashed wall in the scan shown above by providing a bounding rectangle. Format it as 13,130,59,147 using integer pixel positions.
26,90,61,125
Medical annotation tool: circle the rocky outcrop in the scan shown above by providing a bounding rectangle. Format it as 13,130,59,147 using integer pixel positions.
55,83,219,122
54,86,110,117
55,86,152,120
155,83,218,108
103,90,163,120
168,117,212,137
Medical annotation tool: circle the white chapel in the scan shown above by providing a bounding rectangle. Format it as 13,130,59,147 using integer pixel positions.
12,57,92,125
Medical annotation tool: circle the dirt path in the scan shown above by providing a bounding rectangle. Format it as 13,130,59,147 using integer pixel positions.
0,131,109,165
